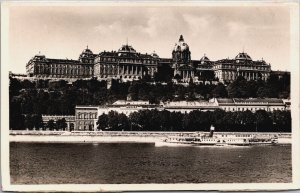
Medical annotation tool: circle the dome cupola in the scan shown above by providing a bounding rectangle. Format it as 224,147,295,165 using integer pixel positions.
172,35,191,64
79,46,95,63
173,35,190,52
235,52,252,63
117,44,138,57
200,54,210,64
151,51,159,58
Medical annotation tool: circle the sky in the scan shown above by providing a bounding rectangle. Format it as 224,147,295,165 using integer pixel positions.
8,5,291,73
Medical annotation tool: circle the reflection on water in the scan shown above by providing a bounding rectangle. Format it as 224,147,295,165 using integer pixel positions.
10,143,292,184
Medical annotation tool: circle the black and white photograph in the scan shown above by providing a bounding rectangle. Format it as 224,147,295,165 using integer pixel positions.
1,1,300,192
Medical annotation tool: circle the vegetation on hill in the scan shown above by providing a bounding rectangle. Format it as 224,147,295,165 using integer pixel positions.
9,73,290,131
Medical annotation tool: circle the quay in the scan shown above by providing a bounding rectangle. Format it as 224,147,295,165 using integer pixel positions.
9,131,291,144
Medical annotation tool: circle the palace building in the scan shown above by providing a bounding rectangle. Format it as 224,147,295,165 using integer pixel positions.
213,53,271,83
93,44,159,81
25,35,272,83
26,47,96,79
171,35,271,83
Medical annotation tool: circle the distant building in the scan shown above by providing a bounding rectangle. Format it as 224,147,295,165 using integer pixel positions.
172,35,194,82
26,47,96,79
75,106,98,131
170,35,271,83
24,35,272,83
42,115,75,131
213,53,271,83
94,44,159,81
214,98,286,112
73,98,289,131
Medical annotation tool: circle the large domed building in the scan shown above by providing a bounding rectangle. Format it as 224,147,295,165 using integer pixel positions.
25,35,271,83
172,35,195,82
93,44,159,80
213,52,271,83
26,47,96,79
170,35,271,83
172,35,191,64
79,46,96,64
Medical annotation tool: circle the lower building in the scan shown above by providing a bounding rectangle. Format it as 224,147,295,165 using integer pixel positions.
75,106,98,131
73,98,290,131
214,98,286,112
42,115,75,131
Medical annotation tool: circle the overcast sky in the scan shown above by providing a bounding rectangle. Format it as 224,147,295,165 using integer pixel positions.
9,5,291,73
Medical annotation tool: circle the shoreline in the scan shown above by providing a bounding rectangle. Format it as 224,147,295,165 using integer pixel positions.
9,131,292,144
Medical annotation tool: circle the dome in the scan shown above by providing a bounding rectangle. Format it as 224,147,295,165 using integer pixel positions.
79,46,94,58
79,46,95,63
118,45,137,53
151,51,159,58
200,54,210,63
235,52,252,61
173,35,189,52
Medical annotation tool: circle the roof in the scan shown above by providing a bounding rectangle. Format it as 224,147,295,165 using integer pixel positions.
112,100,151,106
118,45,137,53
233,98,283,104
235,52,252,61
173,35,189,52
200,55,210,62
216,98,234,104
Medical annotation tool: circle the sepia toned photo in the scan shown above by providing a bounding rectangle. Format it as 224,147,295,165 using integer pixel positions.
1,1,300,192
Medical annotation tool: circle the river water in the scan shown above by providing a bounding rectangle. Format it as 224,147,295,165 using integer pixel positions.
10,143,292,184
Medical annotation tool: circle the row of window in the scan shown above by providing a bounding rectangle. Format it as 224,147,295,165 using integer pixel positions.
223,107,285,111
77,121,94,125
214,65,269,71
76,113,97,119
34,68,93,76
96,57,157,64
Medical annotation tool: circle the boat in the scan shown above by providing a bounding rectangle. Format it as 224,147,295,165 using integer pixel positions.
160,126,278,146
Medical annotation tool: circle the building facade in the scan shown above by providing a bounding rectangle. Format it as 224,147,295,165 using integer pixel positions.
75,106,98,131
74,98,289,131
213,53,271,83
26,48,96,79
25,35,272,83
42,115,75,131
171,35,271,83
94,45,159,81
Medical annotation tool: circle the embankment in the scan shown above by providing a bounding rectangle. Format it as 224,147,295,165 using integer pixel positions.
9,131,292,144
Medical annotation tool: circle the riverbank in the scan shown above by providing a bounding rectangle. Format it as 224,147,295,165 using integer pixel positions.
9,131,292,144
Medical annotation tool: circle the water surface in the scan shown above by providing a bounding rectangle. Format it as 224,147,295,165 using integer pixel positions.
10,143,292,184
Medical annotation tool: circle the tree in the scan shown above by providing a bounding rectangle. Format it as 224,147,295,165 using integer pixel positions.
107,111,119,130
32,114,44,130
24,115,34,130
96,113,108,130
56,118,67,130
118,113,130,131
47,120,55,130
255,110,273,132
212,83,228,98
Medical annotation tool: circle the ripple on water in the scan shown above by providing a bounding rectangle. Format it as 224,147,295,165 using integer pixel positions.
10,143,292,184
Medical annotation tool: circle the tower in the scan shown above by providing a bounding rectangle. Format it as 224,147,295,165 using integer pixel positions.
172,35,191,64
